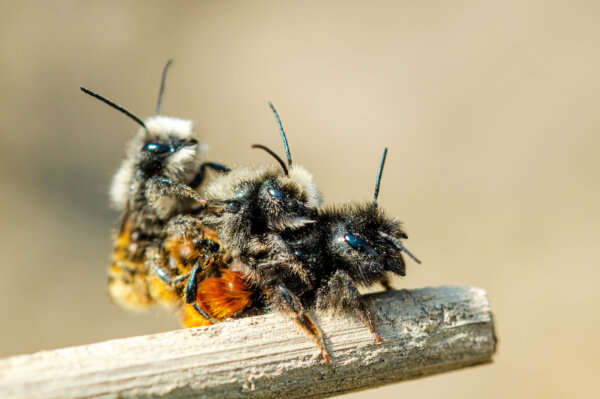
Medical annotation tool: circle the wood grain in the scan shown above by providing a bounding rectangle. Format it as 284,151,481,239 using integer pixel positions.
0,286,497,399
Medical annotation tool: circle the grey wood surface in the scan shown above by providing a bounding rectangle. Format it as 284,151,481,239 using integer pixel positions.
0,286,497,399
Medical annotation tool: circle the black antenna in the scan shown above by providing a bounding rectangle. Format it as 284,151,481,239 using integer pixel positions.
372,147,388,207
156,59,173,115
268,102,292,167
252,144,289,176
80,87,147,129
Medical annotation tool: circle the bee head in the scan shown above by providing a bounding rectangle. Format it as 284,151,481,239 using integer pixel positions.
136,116,204,177
251,103,322,230
328,203,409,285
202,161,322,254
202,104,322,252
256,164,322,231
326,148,420,284
81,60,206,210
137,60,204,179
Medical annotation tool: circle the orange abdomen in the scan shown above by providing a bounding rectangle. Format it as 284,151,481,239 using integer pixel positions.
198,269,254,320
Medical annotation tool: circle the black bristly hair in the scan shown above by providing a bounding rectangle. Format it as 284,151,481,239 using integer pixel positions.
156,59,173,115
80,86,147,129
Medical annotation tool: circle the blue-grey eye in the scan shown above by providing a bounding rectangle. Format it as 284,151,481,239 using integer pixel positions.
344,234,378,257
268,187,286,200
142,142,171,154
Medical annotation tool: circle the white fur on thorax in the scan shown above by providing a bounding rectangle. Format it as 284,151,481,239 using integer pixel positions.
144,116,194,141
203,165,275,200
110,155,136,210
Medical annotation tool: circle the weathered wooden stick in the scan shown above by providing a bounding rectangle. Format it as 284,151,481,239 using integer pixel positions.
0,286,496,399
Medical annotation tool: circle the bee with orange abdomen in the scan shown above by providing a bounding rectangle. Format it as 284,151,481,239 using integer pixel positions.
81,60,228,311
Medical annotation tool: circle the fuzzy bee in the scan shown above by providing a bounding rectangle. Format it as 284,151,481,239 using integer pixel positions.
81,60,228,311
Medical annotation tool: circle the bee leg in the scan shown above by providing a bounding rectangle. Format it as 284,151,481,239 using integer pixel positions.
150,259,177,286
186,261,219,323
274,284,331,362
150,256,194,287
189,162,231,188
151,176,208,206
317,270,382,344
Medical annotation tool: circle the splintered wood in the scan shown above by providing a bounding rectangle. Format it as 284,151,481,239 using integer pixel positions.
0,286,497,399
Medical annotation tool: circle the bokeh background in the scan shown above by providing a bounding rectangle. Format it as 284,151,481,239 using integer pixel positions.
1,1,599,397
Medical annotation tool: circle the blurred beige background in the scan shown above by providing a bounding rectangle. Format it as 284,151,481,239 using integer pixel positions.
1,1,599,397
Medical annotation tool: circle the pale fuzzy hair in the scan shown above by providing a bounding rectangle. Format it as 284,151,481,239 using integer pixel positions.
287,165,323,209
110,115,206,210
202,165,276,200
144,116,195,141
203,164,323,209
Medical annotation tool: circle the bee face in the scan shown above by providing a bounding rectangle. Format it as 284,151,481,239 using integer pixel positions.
110,116,205,211
327,203,407,284
137,116,204,177
257,167,321,231
202,164,322,253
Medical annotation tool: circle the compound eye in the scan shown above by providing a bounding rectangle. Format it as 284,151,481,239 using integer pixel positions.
268,187,286,200
344,234,378,257
142,142,171,154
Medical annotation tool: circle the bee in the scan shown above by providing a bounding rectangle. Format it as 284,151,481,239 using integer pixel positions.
81,60,228,311
150,103,321,325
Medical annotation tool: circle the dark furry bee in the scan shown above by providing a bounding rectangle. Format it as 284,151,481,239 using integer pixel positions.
81,60,228,310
